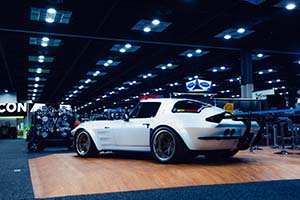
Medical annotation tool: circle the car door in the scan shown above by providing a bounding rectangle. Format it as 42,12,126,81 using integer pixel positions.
114,102,161,150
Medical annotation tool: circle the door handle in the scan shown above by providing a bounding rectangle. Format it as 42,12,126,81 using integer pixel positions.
142,123,150,128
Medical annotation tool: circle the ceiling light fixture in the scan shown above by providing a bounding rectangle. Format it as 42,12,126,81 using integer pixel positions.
45,8,56,23
152,19,160,25
195,49,202,53
79,85,84,89
285,3,296,10
36,68,42,74
213,69,218,72
268,69,273,72
85,79,91,84
161,66,167,70
119,48,126,53
34,84,39,88
38,55,45,63
143,27,151,32
125,43,132,48
237,28,245,34
107,59,113,64
224,34,231,40
33,89,37,93
187,53,193,57
35,77,40,82
257,53,264,58
4,89,8,93
220,66,226,70
258,71,264,75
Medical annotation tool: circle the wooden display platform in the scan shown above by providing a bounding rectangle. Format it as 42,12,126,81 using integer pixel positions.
29,149,300,198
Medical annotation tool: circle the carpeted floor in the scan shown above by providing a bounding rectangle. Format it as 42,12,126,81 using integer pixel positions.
1,139,300,200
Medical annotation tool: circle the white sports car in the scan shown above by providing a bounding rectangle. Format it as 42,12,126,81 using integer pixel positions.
72,98,259,163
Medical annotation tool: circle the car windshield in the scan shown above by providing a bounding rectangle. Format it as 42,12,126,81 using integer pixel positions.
172,100,211,113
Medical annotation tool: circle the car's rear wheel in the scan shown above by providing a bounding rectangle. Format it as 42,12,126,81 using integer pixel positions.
151,127,187,163
204,149,238,160
75,130,98,157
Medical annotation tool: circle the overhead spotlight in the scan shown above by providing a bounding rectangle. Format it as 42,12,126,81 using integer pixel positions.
32,93,36,97
212,69,218,72
119,48,126,53
79,85,84,89
45,8,56,23
65,97,69,100
212,84,216,87
73,90,78,94
147,73,152,77
143,75,148,79
285,3,296,10
125,43,132,48
107,59,113,64
195,49,202,53
38,55,45,63
258,71,264,75
42,37,49,42
104,62,109,67
143,27,151,32
35,77,40,82
41,42,48,47
167,63,172,67
174,82,179,85
34,84,39,88
220,66,226,70
298,60,300,64
268,80,272,84
170,84,174,87
257,53,264,58
194,75,199,79
36,68,42,74
268,69,273,72
276,79,281,82
32,97,36,100
187,53,193,57
132,81,137,84
152,19,160,25
85,79,91,84
237,28,245,34
161,66,167,70
33,89,37,93
4,89,8,93
224,34,231,40
229,79,234,82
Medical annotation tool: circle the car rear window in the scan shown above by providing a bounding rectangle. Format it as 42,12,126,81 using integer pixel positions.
172,100,210,113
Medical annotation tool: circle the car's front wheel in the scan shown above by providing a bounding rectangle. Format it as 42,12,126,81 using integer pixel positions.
75,130,98,157
151,127,187,163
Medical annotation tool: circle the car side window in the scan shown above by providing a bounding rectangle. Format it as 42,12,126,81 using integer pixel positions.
130,102,161,118
172,100,210,113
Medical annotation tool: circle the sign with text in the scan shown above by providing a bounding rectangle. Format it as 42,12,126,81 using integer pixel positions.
186,79,212,92
0,103,32,116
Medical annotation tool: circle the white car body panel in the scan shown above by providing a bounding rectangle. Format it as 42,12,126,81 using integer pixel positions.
72,98,252,152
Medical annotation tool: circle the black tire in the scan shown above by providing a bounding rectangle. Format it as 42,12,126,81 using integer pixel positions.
75,130,98,157
151,127,188,163
204,149,238,160
28,140,44,152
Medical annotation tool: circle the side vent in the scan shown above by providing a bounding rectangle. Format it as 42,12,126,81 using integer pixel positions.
205,112,226,123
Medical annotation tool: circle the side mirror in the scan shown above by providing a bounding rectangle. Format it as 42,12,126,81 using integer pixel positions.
123,113,129,122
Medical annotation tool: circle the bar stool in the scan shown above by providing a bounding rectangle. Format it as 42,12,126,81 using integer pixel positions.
274,117,293,155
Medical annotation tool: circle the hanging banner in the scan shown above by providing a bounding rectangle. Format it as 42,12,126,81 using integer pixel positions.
186,79,212,92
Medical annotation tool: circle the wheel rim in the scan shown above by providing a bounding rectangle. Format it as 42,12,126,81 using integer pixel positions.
76,132,91,155
153,130,176,161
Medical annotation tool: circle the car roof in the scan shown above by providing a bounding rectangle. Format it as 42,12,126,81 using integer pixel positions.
140,98,203,104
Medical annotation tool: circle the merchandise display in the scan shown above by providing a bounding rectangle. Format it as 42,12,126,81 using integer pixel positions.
27,106,76,151
72,98,261,163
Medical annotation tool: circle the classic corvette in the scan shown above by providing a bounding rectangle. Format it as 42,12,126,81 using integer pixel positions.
72,98,260,163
